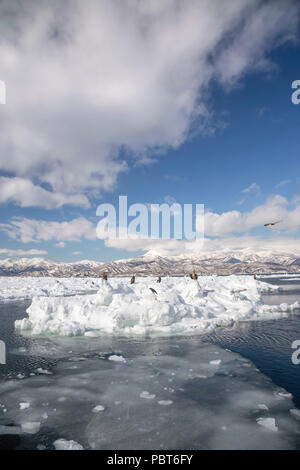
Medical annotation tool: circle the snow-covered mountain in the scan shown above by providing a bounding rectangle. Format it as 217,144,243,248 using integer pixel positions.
1,251,300,277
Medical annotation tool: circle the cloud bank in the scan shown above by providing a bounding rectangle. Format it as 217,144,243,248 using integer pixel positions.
0,217,96,243
0,248,47,257
1,194,300,256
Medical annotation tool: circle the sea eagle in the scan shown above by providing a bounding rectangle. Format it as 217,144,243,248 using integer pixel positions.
264,221,281,227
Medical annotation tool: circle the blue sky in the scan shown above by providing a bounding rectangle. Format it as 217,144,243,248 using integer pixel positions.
0,1,300,262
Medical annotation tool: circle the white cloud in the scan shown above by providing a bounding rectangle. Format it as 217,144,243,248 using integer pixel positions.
201,236,300,255
0,248,47,257
0,0,298,205
292,195,300,205
2,194,300,247
215,0,299,85
164,195,177,206
106,194,300,254
56,241,65,248
203,195,300,236
0,217,96,243
105,235,300,257
241,182,260,194
72,251,81,256
276,179,291,188
0,177,90,209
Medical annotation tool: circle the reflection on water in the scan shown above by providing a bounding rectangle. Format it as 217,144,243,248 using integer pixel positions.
0,301,57,379
208,277,300,408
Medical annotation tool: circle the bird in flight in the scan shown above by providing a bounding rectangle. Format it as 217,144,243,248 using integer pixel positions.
264,221,282,227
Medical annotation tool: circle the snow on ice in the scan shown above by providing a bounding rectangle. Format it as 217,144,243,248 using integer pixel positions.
13,276,299,338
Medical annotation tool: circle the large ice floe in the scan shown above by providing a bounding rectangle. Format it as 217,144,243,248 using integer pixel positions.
14,276,299,338
1,342,300,450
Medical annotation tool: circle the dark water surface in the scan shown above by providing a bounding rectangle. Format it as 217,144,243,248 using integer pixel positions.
207,276,300,407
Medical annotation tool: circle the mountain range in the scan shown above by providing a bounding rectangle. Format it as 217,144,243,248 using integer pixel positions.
1,251,300,277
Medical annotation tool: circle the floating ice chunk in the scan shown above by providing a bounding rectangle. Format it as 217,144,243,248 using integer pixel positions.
140,391,156,399
92,405,105,413
256,417,278,432
36,368,52,375
290,409,300,420
257,404,269,411
84,331,100,338
108,355,126,363
277,391,292,399
21,422,41,434
53,439,84,450
19,402,30,410
210,359,221,365
158,400,173,406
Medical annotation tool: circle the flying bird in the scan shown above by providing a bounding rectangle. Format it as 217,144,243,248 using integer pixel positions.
264,221,281,227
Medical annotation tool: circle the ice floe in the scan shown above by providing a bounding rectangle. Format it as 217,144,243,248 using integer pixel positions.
140,391,156,400
290,409,300,420
14,276,299,338
0,343,298,449
19,402,30,410
108,354,126,363
92,405,105,413
256,417,278,432
21,422,40,434
53,439,84,450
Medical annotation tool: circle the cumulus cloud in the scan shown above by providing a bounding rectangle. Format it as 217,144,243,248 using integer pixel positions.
103,194,300,255
0,0,298,205
2,194,300,247
203,195,300,236
0,217,96,243
0,177,90,209
0,248,47,257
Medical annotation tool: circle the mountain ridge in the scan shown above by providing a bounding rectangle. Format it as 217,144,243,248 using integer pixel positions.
1,251,300,277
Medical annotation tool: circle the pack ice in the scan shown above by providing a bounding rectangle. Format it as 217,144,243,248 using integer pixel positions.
14,276,299,337
1,342,299,450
